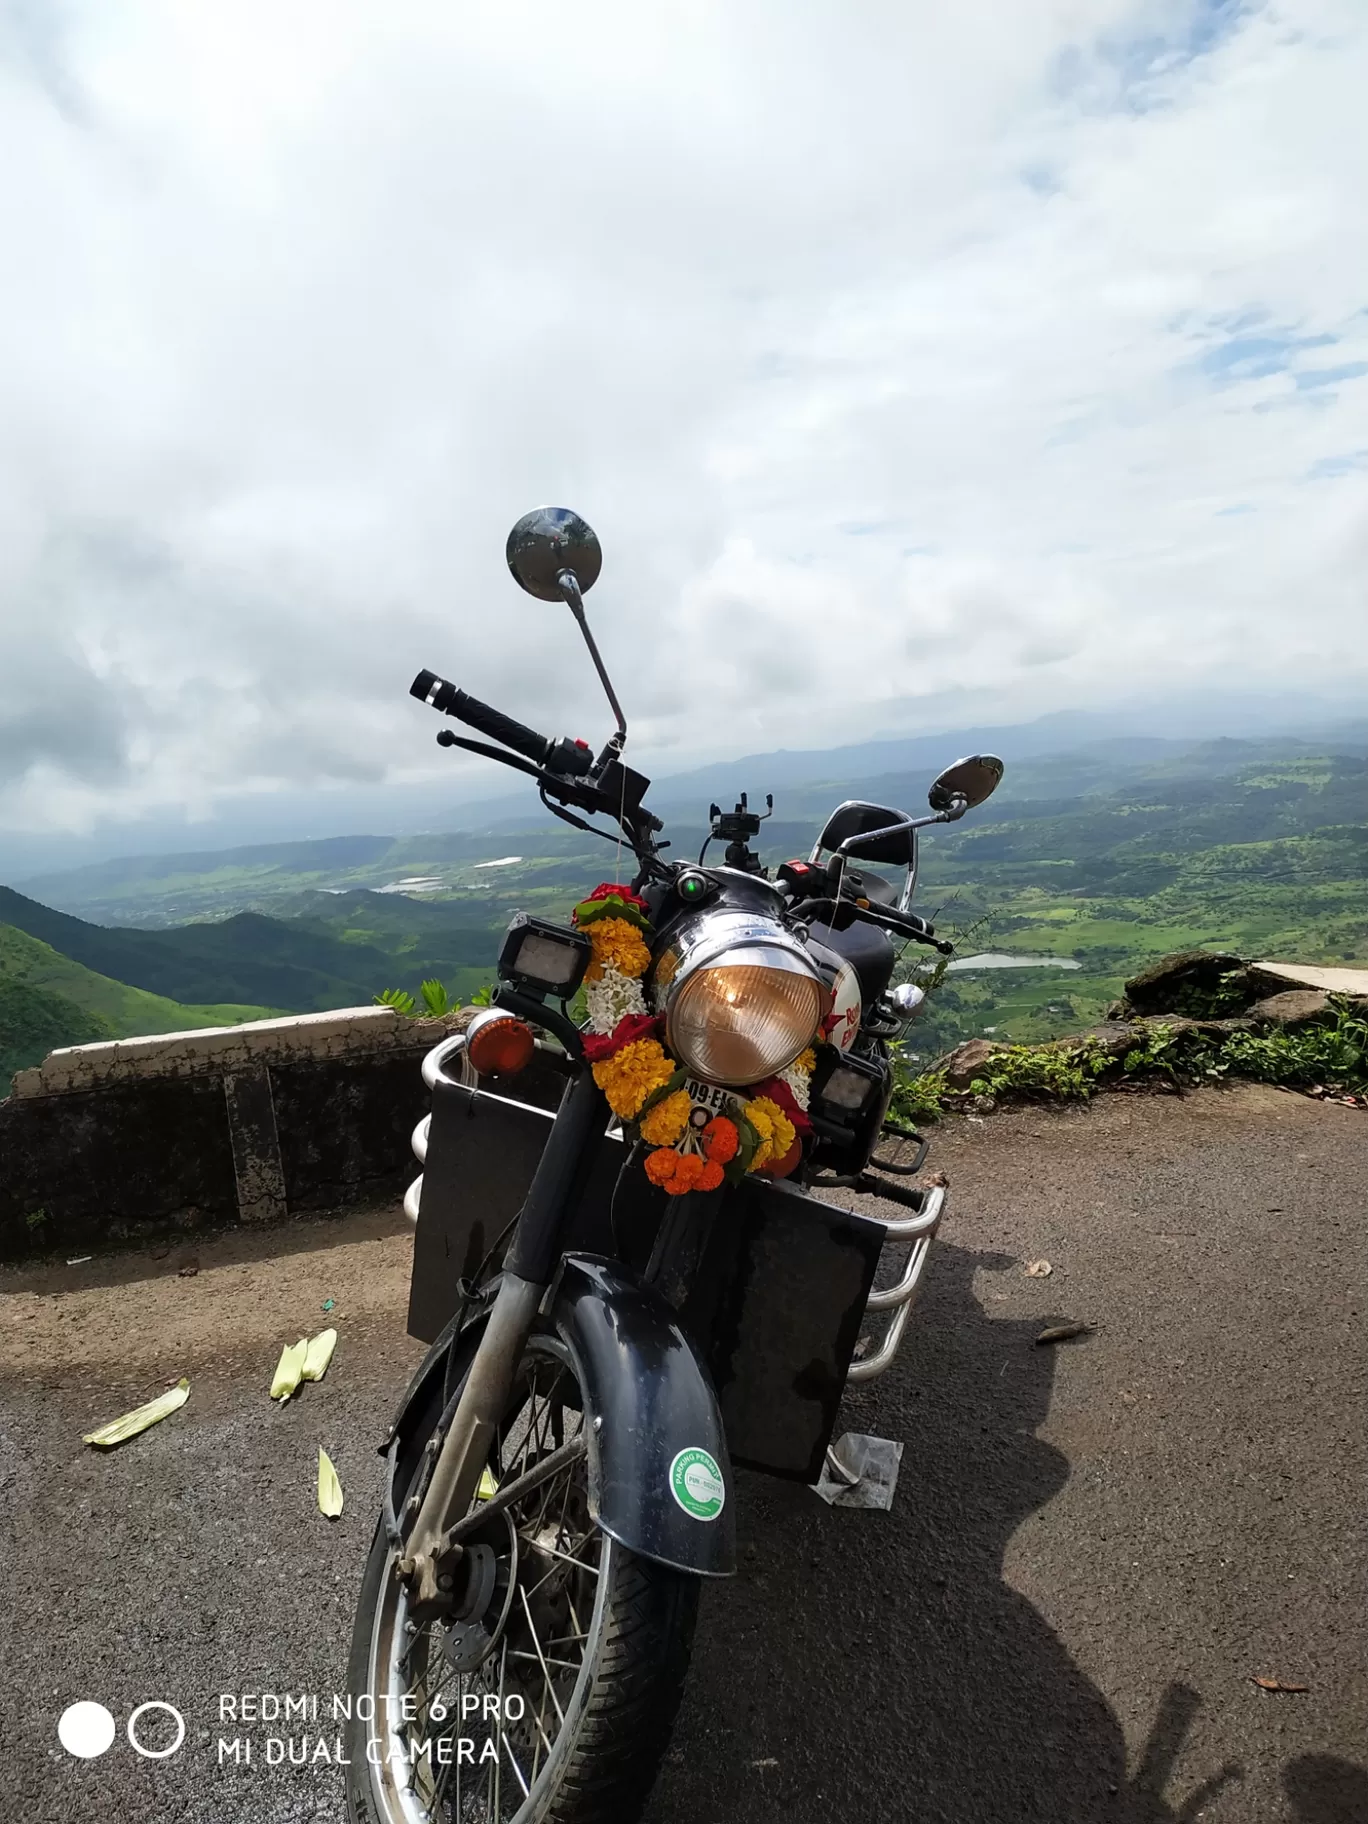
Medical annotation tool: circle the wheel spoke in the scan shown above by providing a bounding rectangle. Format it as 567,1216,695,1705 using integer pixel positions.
369,1342,611,1824
508,1648,582,1672
518,1585,567,1727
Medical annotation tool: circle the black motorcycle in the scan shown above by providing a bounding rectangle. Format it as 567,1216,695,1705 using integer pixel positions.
345,508,1004,1823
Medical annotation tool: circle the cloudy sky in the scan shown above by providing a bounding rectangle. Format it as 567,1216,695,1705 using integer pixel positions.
1,0,1365,856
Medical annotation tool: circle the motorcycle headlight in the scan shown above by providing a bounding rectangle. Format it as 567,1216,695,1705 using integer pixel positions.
658,914,825,1088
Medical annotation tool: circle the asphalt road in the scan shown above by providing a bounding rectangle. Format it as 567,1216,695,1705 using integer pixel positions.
2,1082,1364,1824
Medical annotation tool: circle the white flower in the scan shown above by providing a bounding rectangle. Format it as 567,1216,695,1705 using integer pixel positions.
779,1058,812,1111
585,966,648,1033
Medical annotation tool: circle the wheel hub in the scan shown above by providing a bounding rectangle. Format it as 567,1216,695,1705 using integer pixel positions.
433,1511,518,1674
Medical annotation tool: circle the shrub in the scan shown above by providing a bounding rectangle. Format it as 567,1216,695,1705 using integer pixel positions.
890,997,1367,1121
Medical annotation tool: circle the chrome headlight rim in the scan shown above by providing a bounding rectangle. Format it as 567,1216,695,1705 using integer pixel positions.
655,911,825,1089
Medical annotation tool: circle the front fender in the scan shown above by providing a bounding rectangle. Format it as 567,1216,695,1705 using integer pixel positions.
380,1260,735,1579
554,1255,735,1578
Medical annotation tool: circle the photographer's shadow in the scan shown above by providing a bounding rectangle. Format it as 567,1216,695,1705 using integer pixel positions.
647,1241,1238,1824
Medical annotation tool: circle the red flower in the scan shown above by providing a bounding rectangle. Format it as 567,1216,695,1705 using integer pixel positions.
581,1012,661,1062
583,881,649,912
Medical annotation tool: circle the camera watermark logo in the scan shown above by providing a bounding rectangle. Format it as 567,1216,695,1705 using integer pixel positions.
58,1700,186,1760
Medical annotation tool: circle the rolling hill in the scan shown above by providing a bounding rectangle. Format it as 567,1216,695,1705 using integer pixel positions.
0,923,278,1081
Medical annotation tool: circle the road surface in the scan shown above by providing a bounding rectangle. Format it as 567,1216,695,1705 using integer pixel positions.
2,1082,1363,1823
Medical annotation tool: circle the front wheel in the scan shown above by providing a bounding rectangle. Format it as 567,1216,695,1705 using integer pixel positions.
346,1333,699,1824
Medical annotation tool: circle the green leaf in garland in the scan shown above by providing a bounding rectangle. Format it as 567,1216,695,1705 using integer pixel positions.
633,1067,688,1124
573,895,653,936
723,1111,760,1184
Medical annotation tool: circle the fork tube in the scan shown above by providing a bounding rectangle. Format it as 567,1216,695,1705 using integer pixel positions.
403,1271,544,1575
402,1067,607,1586
505,1067,609,1283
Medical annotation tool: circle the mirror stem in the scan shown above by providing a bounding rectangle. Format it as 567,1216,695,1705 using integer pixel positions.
558,568,628,756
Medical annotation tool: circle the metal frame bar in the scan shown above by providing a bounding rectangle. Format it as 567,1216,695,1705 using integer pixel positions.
846,1183,945,1382
403,1030,614,1229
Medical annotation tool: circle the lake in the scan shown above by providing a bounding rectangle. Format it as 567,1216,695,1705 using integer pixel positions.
948,952,1081,971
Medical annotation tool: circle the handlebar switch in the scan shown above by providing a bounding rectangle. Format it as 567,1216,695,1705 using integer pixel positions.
776,859,820,895
544,736,596,778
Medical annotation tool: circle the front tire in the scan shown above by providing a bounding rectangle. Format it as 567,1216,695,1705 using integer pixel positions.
345,1333,699,1824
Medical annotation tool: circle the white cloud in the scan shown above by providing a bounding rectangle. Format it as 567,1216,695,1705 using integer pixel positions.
0,0,1364,837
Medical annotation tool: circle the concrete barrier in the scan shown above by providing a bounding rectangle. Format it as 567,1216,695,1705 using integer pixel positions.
0,1006,466,1262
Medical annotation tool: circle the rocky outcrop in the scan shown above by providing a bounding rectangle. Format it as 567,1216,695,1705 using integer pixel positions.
931,949,1363,1100
940,1038,1007,1087
1119,950,1244,1017
1112,953,1367,1023
1247,989,1332,1028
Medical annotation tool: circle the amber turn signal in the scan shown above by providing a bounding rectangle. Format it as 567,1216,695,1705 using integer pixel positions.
466,1012,536,1077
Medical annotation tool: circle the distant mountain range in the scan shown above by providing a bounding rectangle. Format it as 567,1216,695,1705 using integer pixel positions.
3,691,1365,880
3,714,1365,1081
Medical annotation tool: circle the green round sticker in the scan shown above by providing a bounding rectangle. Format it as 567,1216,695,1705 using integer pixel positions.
669,1447,726,1522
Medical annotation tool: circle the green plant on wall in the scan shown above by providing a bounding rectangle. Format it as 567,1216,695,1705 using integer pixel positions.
375,979,497,1016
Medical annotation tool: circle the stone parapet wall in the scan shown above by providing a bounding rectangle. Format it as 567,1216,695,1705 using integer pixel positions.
1,1006,466,1262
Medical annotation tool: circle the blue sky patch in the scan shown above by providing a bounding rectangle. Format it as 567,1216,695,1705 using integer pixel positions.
1306,450,1368,479
1294,362,1368,391
1052,1,1257,115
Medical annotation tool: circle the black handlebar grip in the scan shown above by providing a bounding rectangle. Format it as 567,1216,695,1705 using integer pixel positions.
410,671,553,766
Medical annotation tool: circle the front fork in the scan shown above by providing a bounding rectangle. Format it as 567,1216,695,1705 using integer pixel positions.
397,1067,607,1613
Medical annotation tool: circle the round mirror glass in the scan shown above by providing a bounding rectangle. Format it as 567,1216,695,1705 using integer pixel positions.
506,507,602,602
928,753,1004,811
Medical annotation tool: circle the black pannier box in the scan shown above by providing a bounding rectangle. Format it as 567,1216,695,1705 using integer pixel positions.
408,1060,885,1483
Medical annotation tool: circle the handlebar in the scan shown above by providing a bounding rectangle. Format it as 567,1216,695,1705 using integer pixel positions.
411,671,594,776
411,671,553,764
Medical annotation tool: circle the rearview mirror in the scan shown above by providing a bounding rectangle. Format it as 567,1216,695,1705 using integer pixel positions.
505,506,626,746
506,506,603,602
928,754,1004,812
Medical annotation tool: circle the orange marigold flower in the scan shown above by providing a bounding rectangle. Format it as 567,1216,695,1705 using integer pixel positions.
591,1038,674,1119
672,1152,706,1190
701,1115,739,1164
584,916,651,983
639,1089,691,1148
644,1145,712,1195
644,1146,679,1187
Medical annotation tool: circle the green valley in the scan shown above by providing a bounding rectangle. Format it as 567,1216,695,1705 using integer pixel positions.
4,720,1364,1074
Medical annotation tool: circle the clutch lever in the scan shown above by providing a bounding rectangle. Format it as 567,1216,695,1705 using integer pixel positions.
435,730,636,828
789,895,955,955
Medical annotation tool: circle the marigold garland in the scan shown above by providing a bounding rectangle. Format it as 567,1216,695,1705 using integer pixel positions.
590,1037,675,1120
575,881,818,1195
744,1096,796,1172
584,916,652,984
639,1088,692,1148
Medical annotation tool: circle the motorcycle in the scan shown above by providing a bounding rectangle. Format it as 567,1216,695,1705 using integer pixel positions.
345,507,1004,1823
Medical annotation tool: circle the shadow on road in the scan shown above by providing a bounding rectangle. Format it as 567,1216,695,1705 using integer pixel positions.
647,1240,1254,1824
1284,1755,1368,1824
